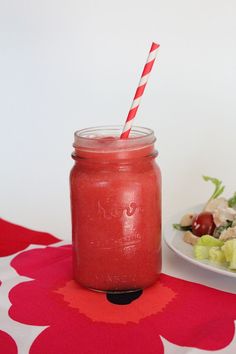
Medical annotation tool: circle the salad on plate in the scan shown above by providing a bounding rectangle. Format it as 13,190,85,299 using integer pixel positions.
173,176,236,271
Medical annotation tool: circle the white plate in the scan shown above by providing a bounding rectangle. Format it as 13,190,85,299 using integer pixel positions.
164,205,236,278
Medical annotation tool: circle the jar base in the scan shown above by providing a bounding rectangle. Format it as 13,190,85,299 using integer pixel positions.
88,287,142,294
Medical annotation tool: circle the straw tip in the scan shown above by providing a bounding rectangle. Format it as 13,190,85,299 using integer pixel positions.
151,42,160,50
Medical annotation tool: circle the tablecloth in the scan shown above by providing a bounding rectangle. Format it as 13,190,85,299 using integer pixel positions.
1,218,236,354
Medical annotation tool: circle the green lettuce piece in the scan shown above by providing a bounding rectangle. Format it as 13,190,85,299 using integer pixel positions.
203,175,225,201
196,235,224,247
222,239,236,269
228,192,236,208
229,251,236,270
194,236,224,262
194,245,210,260
208,247,226,264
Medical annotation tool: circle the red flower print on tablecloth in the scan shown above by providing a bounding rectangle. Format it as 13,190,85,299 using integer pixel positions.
0,330,17,354
0,218,59,256
9,245,236,354
0,281,17,354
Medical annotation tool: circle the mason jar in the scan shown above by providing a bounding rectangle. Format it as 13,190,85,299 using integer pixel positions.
70,126,161,292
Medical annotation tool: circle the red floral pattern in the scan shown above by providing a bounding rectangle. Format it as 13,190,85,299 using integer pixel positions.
0,218,59,256
0,330,17,354
0,281,17,354
9,245,236,354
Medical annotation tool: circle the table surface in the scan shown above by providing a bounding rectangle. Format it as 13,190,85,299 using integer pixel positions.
1,218,236,354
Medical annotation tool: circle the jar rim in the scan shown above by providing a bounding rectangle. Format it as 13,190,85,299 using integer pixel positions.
73,125,156,158
74,125,156,147
74,125,154,141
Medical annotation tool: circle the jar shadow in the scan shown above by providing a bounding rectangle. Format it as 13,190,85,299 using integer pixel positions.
106,290,143,305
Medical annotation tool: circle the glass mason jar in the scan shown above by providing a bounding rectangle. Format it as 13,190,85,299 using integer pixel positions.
70,126,161,293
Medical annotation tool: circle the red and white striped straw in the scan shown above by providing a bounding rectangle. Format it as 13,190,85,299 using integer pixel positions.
120,42,160,139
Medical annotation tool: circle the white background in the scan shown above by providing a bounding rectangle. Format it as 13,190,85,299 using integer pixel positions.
1,0,236,243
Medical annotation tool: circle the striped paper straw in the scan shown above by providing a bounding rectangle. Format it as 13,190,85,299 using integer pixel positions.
120,42,160,139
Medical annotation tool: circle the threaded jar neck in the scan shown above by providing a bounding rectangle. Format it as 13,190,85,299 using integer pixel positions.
73,126,157,160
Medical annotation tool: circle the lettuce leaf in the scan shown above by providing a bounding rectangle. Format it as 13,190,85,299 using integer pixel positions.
203,175,225,201
228,192,236,208
173,224,192,231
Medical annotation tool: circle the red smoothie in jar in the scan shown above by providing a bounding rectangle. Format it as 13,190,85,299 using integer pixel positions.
70,126,161,292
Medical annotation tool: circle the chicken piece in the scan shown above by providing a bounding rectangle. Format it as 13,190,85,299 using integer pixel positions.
204,197,228,213
203,197,236,227
213,207,236,227
180,213,196,227
219,226,236,241
183,231,199,246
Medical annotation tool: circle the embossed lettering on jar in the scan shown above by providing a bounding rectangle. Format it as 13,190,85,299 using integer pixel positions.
70,126,162,292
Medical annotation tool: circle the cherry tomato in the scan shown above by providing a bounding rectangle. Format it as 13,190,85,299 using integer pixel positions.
191,212,216,236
